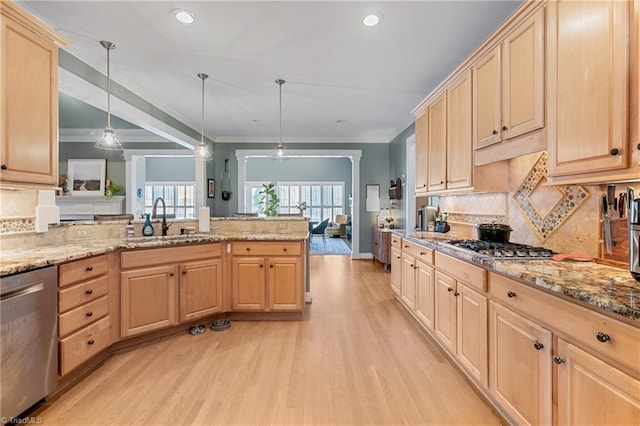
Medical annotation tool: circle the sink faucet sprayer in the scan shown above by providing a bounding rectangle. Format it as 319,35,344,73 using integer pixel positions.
152,197,171,236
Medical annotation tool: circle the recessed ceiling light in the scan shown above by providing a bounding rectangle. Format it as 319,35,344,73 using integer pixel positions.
336,119,347,124
172,9,195,24
362,14,381,27
252,119,262,124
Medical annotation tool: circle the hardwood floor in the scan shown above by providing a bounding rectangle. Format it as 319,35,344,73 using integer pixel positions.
38,256,503,425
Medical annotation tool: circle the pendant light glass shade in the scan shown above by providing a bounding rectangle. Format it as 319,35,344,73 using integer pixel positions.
194,73,212,160
95,41,123,151
272,79,289,162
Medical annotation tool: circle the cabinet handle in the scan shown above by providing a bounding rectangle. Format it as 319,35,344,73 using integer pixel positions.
502,125,508,131
553,355,565,365
374,242,378,245
447,287,454,292
85,289,93,295
637,143,640,150
507,291,516,298
595,332,610,343
87,339,95,345
259,264,264,268
420,252,426,256
283,248,287,252
86,311,93,317
453,292,459,296
182,269,187,275
86,266,93,272
169,272,175,277
610,148,620,156
396,255,400,259
439,180,444,184
404,245,409,248
270,264,274,268
533,341,544,350
492,129,498,135
0,164,6,170
246,247,251,252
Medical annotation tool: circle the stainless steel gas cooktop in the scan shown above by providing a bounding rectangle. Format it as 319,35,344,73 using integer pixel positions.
445,239,554,260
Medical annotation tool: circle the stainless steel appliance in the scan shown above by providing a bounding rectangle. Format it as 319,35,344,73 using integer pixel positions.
445,239,554,260
627,187,640,280
1,266,58,422
416,206,436,231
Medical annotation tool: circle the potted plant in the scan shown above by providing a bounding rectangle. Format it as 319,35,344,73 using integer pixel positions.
257,183,279,217
105,180,124,198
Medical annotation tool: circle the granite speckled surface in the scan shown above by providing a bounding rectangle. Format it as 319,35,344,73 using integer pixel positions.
0,232,307,277
392,230,640,323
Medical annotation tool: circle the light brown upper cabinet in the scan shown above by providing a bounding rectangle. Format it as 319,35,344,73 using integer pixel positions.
631,0,640,171
414,111,429,194
547,0,630,179
427,93,448,192
0,2,69,187
473,8,545,152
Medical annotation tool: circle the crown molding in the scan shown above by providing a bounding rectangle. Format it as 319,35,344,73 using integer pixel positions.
59,128,171,143
214,136,389,144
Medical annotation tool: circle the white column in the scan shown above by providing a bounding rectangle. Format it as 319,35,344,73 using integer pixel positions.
237,154,247,213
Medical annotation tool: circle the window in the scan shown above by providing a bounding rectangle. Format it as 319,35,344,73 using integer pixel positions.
245,181,270,213
144,183,196,219
278,182,344,222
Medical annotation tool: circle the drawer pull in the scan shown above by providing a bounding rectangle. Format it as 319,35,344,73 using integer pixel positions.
533,341,544,350
453,292,459,297
0,164,6,170
553,355,565,365
610,148,620,156
502,125,508,131
404,245,409,248
246,247,251,252
270,264,274,268
283,248,287,252
420,252,426,256
595,332,611,343
259,264,264,268
86,311,93,317
492,129,498,135
85,289,93,295
169,272,175,277
87,339,95,345
507,291,516,298
447,287,454,292
86,266,93,272
396,256,400,259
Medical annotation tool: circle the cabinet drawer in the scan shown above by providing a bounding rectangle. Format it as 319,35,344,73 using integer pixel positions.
391,235,402,249
232,241,302,256
59,254,108,287
402,240,433,264
490,272,640,374
435,252,486,291
58,275,108,312
59,295,108,337
121,243,221,269
60,316,110,376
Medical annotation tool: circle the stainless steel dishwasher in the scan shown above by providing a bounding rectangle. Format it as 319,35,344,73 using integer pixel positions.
1,266,57,422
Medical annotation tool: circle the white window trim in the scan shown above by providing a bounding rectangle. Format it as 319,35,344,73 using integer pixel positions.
244,181,271,213
235,149,362,259
277,181,345,220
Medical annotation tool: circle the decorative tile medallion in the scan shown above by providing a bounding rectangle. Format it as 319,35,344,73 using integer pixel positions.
0,217,36,234
512,152,590,242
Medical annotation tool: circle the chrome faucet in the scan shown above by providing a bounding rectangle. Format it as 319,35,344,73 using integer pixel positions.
152,197,171,236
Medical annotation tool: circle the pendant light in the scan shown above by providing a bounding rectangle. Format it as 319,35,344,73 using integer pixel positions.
95,41,123,151
272,79,289,162
194,73,212,160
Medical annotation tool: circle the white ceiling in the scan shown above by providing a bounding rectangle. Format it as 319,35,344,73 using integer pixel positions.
20,0,521,144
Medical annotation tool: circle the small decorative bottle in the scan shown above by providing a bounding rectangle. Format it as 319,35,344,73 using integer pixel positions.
142,213,154,237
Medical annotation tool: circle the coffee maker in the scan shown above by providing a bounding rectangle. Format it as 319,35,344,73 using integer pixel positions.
627,187,640,280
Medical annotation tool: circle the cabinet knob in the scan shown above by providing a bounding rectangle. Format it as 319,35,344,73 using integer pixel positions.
246,247,251,252
492,130,498,135
87,339,95,345
169,272,175,277
283,248,287,252
0,164,6,170
637,143,640,150
595,332,610,343
259,264,264,268
85,289,93,295
404,245,409,248
447,287,454,292
396,255,400,259
453,292,459,297
507,291,516,298
182,269,187,275
86,311,93,317
420,252,426,256
610,148,620,156
86,266,93,272
440,180,444,184
553,355,565,365
270,264,274,268
502,125,508,131
533,341,544,350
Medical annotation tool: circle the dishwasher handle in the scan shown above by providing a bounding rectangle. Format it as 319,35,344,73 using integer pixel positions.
1,282,44,303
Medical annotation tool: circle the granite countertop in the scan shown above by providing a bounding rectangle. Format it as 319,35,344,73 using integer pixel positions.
0,233,307,277
392,230,640,323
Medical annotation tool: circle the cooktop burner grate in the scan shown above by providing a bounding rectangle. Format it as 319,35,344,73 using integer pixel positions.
445,239,554,260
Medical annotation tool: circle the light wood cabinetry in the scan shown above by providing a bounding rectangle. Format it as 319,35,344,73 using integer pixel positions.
427,93,447,192
456,283,488,387
390,247,401,295
415,111,428,193
231,241,304,312
473,9,545,152
397,240,435,330
489,300,552,425
414,259,435,331
400,253,418,311
58,254,110,376
434,271,457,352
547,0,630,179
0,1,69,187
555,339,640,425
632,0,640,170
446,71,473,190
120,243,222,337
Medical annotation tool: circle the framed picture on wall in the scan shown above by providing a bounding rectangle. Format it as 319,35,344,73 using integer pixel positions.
208,178,215,198
68,159,106,196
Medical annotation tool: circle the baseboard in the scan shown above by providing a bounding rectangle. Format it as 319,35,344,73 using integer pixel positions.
353,252,374,259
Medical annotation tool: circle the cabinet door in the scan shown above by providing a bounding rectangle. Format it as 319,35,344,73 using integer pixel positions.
179,258,223,322
414,260,434,331
0,15,59,185
489,301,552,426
400,253,416,311
556,339,640,425
502,8,545,140
427,93,447,192
473,46,501,149
434,271,456,353
121,265,177,337
372,228,381,261
231,257,266,311
446,70,472,190
547,0,629,176
390,247,402,295
456,283,488,387
267,257,302,311
632,0,640,169
415,111,429,192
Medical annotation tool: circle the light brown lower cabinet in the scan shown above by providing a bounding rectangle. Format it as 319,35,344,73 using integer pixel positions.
179,258,223,322
414,260,435,331
555,339,640,425
434,271,457,352
390,247,402,295
489,300,552,426
400,253,418,311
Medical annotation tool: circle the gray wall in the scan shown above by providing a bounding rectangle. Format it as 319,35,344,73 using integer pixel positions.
387,124,415,230
146,157,195,182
